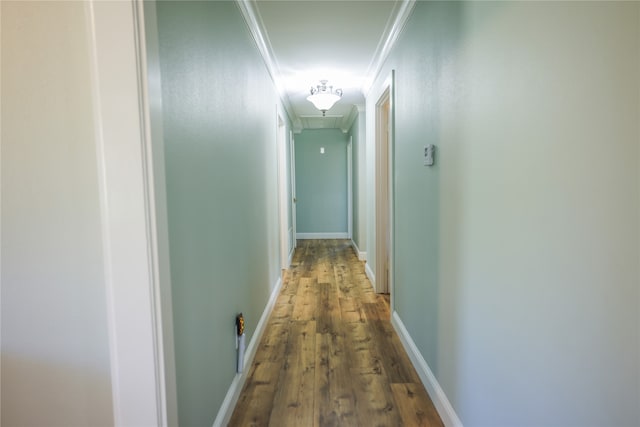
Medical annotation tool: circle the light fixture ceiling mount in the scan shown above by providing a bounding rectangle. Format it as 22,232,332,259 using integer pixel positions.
307,80,343,116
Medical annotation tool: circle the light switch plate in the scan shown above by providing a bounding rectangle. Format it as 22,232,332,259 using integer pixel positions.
424,144,435,166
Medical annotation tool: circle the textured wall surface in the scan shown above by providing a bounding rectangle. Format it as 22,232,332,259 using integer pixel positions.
154,2,287,425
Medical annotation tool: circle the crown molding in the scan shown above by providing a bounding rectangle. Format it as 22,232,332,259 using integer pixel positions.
362,0,416,96
237,0,415,131
235,0,302,131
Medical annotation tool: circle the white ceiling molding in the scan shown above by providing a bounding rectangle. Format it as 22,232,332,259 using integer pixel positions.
235,0,303,132
362,0,417,96
236,0,414,132
299,115,342,130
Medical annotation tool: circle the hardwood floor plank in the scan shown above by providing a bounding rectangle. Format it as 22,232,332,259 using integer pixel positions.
314,333,333,427
271,294,295,323
339,296,366,323
253,320,289,363
344,320,383,376
281,275,299,296
318,260,333,284
268,320,316,426
292,277,318,321
316,282,341,335
351,372,403,427
326,327,358,426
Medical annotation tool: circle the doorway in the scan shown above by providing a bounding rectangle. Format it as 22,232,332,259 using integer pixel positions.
375,84,392,295
277,113,292,269
293,129,350,240
347,136,353,240
289,131,297,251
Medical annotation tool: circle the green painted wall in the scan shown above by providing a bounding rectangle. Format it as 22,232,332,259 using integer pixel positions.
368,1,639,425
295,129,349,235
154,2,289,425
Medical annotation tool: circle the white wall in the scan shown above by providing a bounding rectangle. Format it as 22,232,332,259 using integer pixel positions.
367,2,640,426
444,5,639,425
1,2,113,425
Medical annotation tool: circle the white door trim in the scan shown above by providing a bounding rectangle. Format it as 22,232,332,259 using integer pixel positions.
87,1,168,424
374,72,395,308
347,137,353,240
290,131,297,249
138,1,178,424
388,72,396,311
277,110,290,270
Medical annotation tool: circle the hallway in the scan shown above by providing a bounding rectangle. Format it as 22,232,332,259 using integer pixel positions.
229,240,443,426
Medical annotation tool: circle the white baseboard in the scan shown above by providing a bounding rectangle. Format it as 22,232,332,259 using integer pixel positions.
364,262,375,288
212,276,283,427
296,232,349,239
391,311,463,427
350,240,367,261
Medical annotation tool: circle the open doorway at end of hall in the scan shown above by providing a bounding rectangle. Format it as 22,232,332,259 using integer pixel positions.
293,128,351,241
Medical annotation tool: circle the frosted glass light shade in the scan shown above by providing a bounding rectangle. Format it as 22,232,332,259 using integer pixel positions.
306,93,341,111
307,80,342,114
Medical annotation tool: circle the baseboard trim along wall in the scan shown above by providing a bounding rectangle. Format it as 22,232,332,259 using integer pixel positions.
212,276,283,427
350,239,367,261
365,262,375,288
391,311,463,427
296,232,349,239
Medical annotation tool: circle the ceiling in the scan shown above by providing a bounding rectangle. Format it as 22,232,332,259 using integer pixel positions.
239,0,414,132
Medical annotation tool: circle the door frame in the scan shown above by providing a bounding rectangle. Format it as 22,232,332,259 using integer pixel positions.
276,111,290,269
87,0,171,424
289,131,297,250
374,72,395,304
347,136,353,240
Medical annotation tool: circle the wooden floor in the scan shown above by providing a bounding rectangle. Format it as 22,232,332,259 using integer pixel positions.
228,239,443,427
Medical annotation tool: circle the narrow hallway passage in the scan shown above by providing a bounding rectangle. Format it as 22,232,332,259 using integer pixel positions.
229,240,443,426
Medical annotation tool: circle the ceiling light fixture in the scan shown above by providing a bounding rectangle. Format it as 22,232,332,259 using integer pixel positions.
307,80,343,116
